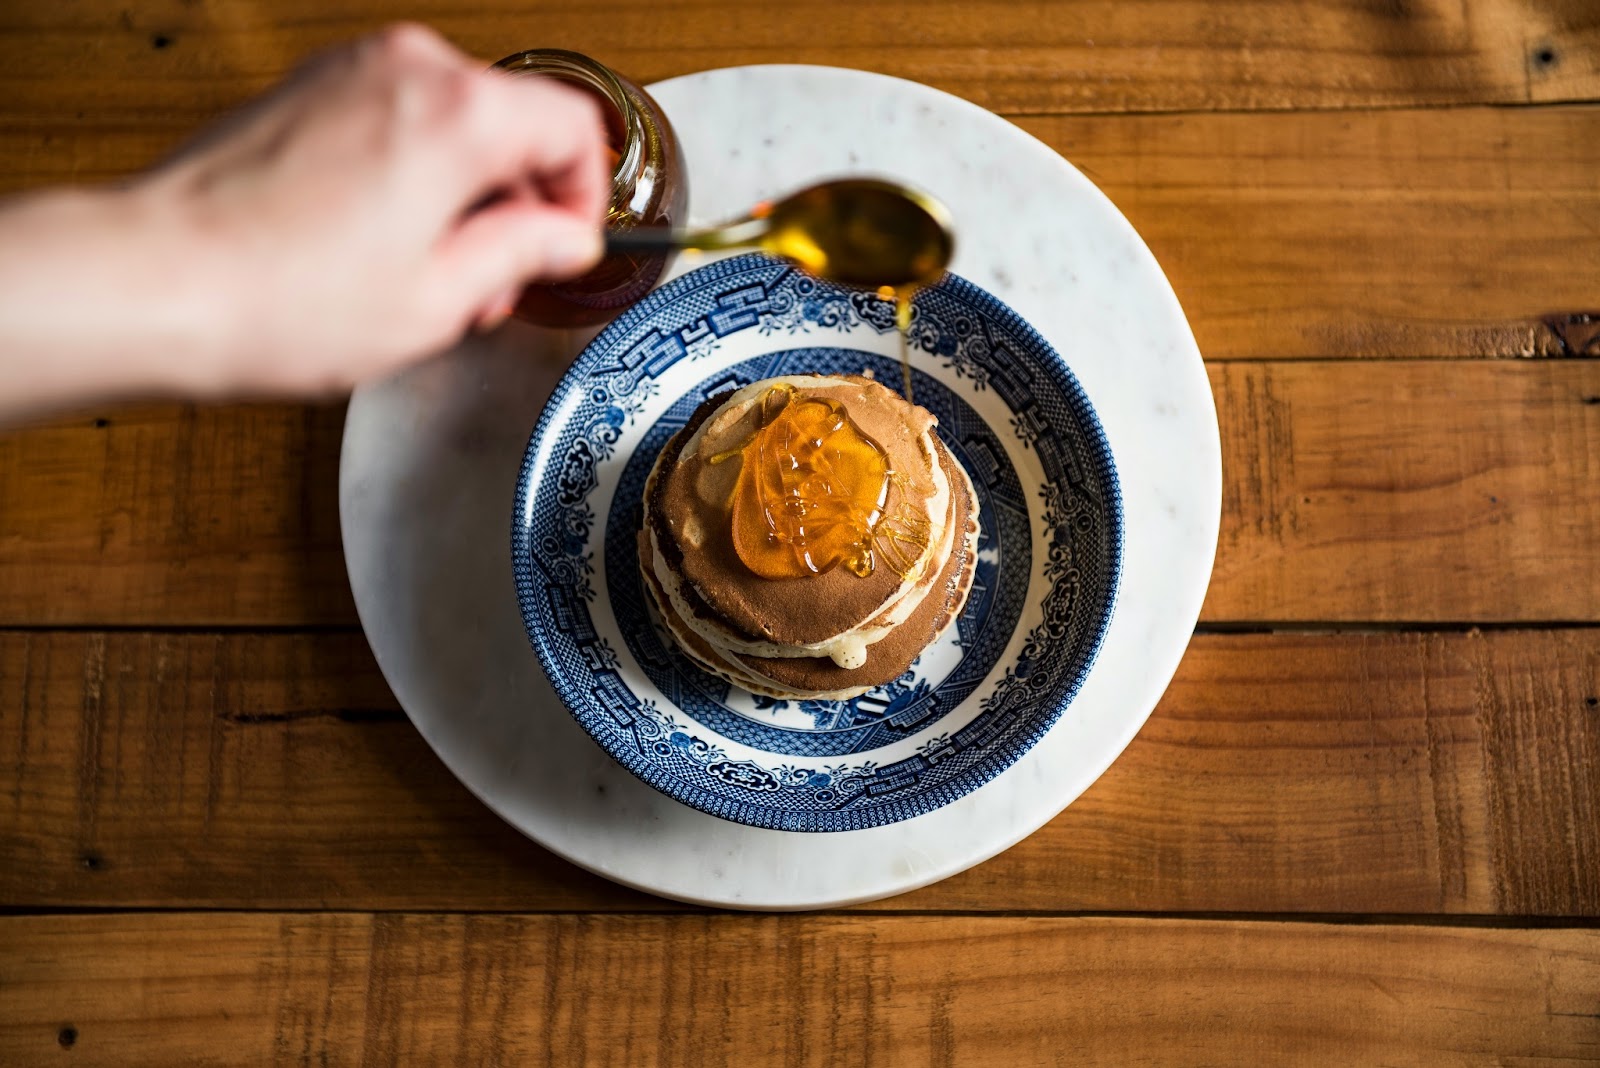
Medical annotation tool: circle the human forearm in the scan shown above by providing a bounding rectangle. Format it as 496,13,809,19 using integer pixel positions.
0,184,237,418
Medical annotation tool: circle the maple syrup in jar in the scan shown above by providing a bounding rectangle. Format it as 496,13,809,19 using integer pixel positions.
492,50,687,326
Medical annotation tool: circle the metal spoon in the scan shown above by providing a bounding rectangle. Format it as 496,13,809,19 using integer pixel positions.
603,178,955,290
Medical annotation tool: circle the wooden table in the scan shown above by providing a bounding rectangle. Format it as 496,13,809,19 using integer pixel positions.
2,2,1599,1063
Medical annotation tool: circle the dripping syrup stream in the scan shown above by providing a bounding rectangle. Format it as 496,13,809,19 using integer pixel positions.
881,285,917,404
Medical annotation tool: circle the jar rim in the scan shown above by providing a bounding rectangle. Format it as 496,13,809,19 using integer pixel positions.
491,49,642,194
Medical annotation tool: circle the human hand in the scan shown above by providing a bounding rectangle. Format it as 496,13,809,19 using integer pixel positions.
0,24,609,416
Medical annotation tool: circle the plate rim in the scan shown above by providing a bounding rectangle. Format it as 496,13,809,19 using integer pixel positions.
510,254,1126,831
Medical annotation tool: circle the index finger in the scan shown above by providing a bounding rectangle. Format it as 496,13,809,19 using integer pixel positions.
459,69,612,224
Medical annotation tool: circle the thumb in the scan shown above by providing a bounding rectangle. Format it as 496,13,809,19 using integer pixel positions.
435,200,603,313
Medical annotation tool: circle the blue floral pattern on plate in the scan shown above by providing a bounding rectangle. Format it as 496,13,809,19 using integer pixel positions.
513,254,1122,832
603,347,1026,758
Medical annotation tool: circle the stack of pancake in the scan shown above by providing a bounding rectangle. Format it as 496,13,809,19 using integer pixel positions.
639,374,980,700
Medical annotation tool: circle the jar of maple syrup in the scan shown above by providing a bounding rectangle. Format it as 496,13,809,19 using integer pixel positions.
492,49,688,327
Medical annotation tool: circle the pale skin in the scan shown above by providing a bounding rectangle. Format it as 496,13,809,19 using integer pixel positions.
0,24,610,422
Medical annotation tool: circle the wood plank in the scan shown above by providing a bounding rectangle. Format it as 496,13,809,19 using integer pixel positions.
3,0,1598,125
3,629,1596,914
0,629,653,911
1207,361,1600,622
1018,106,1600,361
4,107,1598,361
4,361,1597,627
0,403,354,627
1,913,1596,1065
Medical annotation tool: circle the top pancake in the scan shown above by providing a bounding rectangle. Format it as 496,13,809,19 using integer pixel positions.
649,375,946,647
726,438,979,695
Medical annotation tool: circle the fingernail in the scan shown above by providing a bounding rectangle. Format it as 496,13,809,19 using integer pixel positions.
477,288,518,331
545,224,603,278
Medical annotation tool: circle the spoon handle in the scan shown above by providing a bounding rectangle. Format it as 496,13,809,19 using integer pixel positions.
605,217,770,258
604,228,683,255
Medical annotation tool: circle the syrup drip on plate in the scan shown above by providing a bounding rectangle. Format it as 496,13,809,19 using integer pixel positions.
712,386,931,580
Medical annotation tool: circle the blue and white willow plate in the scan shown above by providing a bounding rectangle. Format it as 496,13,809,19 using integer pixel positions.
513,253,1122,832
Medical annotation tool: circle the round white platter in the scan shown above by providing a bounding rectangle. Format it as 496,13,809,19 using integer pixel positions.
339,65,1219,909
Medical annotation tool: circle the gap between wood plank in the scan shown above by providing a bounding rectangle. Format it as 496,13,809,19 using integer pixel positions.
3,98,1594,128
981,98,1600,119
0,905,1595,928
6,622,1600,636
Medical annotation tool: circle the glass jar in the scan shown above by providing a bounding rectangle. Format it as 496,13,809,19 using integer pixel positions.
492,49,688,327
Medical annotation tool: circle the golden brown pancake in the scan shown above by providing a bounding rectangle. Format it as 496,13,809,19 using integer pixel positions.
640,373,981,700
726,447,978,696
651,375,946,651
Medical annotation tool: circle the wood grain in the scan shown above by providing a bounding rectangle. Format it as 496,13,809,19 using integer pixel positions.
1017,106,1600,361
1,912,1596,1066
3,361,1597,628
1208,360,1600,623
4,629,1596,915
3,0,1598,125
0,403,354,627
0,2,1594,1060
5,106,1598,361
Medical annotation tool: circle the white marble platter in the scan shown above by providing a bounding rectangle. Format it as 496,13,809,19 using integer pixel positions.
339,65,1220,908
